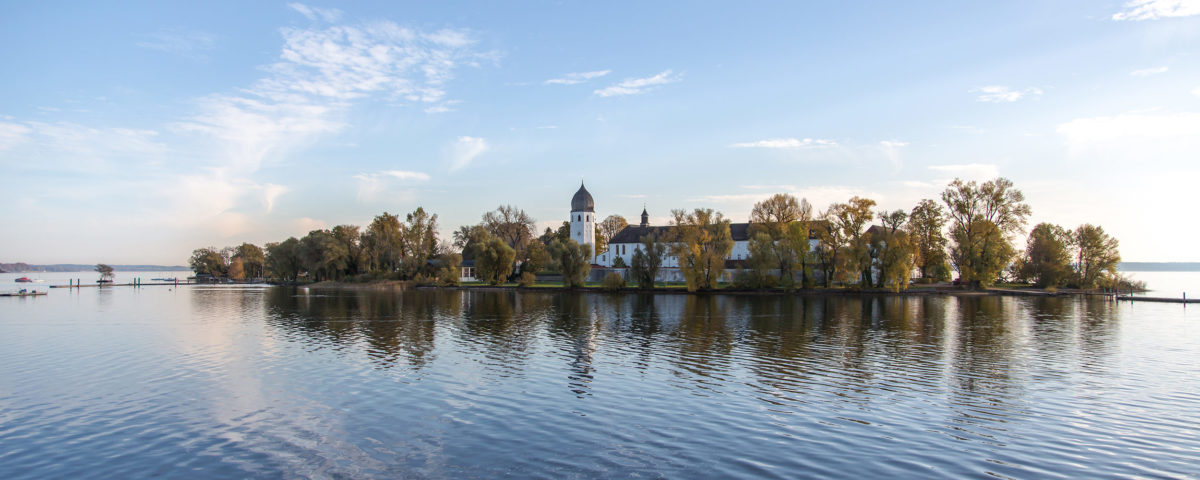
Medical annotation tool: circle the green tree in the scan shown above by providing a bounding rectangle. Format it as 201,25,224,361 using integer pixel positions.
876,229,916,292
482,205,536,269
299,229,350,281
908,199,951,281
1072,224,1121,288
630,233,666,289
265,238,303,282
780,221,813,288
362,212,404,273
669,208,734,292
744,232,780,289
233,243,266,279
521,240,551,275
550,238,592,288
1020,223,1073,288
330,225,363,277
941,178,1030,288
189,247,227,277
474,236,516,285
436,252,463,286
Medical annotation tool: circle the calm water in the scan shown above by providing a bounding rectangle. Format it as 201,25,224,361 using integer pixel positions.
1,285,1198,478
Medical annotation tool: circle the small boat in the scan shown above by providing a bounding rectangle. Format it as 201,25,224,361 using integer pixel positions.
15,277,33,283
151,278,177,282
1,289,47,297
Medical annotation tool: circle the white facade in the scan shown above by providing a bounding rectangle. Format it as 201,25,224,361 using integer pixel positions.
598,237,820,268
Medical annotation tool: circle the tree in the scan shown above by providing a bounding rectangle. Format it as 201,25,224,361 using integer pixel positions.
876,229,915,292
597,214,628,256
780,221,813,288
1019,223,1073,288
550,238,592,288
401,207,439,278
436,252,463,286
670,208,734,292
825,196,876,287
474,236,516,285
1072,224,1121,288
744,232,780,289
95,264,115,283
330,225,363,277
362,212,404,273
630,233,666,289
941,178,1030,288
749,193,811,239
908,199,951,280
227,257,245,280
189,247,227,277
265,238,302,281
521,240,551,275
299,229,350,281
482,205,535,261
233,243,265,279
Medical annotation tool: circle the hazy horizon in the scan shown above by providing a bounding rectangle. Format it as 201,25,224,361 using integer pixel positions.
3,1,1198,264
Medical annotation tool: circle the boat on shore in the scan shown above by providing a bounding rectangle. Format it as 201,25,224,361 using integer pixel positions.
15,277,33,283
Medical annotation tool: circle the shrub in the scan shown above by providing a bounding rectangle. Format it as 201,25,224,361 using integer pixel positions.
518,271,536,287
602,272,626,291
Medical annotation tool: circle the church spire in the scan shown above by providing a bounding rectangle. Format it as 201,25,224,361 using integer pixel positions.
640,205,649,227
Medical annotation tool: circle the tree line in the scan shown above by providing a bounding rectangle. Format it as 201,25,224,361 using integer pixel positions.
190,177,1122,292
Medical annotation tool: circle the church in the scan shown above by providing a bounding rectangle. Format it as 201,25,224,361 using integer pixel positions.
571,182,820,280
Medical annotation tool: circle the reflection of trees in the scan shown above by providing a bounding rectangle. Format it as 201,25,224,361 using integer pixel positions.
262,287,445,369
672,295,734,379
458,290,542,373
548,293,598,397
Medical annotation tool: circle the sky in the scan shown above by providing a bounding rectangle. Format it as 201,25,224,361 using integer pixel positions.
1,0,1199,264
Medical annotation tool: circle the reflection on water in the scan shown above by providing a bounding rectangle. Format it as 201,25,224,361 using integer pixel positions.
1,287,1197,479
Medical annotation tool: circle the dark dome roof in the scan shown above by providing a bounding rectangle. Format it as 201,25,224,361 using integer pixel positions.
571,182,594,212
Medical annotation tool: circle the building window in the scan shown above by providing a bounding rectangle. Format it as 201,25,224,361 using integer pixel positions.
577,215,581,221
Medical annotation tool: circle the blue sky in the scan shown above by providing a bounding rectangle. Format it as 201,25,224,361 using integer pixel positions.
2,1,1199,264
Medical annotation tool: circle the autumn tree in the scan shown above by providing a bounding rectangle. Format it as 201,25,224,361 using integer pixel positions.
331,225,363,277
876,229,915,292
630,233,667,289
233,243,265,279
1019,223,1073,288
907,199,951,281
1072,224,1121,288
598,214,628,256
482,205,535,261
95,263,115,283
749,193,812,239
550,238,592,288
670,208,734,292
825,196,876,287
941,178,1030,288
743,232,780,289
227,257,245,280
401,207,439,278
189,247,227,277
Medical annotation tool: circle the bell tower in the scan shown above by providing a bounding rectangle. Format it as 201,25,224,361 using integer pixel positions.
569,181,596,261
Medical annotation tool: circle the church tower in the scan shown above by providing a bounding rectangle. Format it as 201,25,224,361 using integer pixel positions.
570,181,596,262
640,206,650,227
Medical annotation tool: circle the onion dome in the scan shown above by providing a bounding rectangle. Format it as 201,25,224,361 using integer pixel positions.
571,181,594,212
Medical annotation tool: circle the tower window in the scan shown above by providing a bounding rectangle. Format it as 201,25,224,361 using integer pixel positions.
577,215,581,221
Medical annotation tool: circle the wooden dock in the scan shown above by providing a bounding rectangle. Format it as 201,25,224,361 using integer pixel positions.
0,291,48,297
1117,295,1199,304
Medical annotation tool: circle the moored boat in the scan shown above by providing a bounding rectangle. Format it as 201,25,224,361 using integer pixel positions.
15,277,33,283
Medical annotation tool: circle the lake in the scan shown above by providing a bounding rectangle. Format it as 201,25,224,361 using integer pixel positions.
1,284,1198,478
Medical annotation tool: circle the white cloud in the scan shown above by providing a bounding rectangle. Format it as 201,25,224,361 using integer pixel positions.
544,70,611,85
928,163,1001,182
1130,66,1169,76
447,136,487,171
353,170,430,202
288,3,343,22
0,122,32,150
729,138,837,149
594,70,682,97
1192,86,1200,97
1112,0,1200,20
262,183,289,213
293,217,327,233
972,85,1043,103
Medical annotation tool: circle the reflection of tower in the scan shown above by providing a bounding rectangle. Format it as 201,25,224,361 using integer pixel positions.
570,181,596,262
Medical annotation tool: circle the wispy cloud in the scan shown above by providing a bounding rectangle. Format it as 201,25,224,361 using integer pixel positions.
972,85,1043,103
0,122,32,151
879,140,908,169
1192,86,1200,97
729,138,837,149
288,3,343,22
136,28,217,57
594,70,681,97
353,169,430,202
544,70,610,85
1112,0,1200,20
1130,66,1169,76
1057,111,1200,158
447,136,487,171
